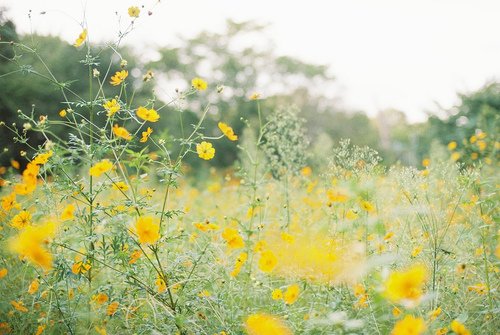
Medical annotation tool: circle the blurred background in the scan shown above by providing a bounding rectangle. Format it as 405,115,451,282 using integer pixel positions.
0,0,499,169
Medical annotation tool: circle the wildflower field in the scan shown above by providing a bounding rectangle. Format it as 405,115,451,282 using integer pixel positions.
0,4,499,335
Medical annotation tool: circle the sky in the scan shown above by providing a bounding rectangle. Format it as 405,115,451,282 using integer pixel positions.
3,0,500,122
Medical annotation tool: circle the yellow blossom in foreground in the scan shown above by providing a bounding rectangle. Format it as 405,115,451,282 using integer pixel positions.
0,268,7,278
222,227,245,249
244,313,292,335
89,159,113,177
140,127,153,143
197,141,215,160
258,250,278,273
272,288,283,300
61,204,75,221
156,277,167,293
11,211,32,229
384,264,427,306
113,124,132,140
191,77,208,91
230,252,247,277
283,284,300,305
28,279,39,294
134,216,160,244
450,320,470,335
429,307,441,321
218,122,238,141
391,315,426,335
9,222,57,270
113,181,129,192
103,99,120,117
137,106,160,122
73,28,87,47
110,70,128,86
106,301,119,316
11,300,29,313
128,6,140,18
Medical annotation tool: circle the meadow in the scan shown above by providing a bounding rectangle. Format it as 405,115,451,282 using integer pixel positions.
0,5,499,335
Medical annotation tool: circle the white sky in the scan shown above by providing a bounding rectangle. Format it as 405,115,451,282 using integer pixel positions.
3,0,500,122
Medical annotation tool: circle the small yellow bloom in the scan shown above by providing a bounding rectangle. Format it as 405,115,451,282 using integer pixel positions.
283,284,300,305
59,109,67,117
429,306,441,320
221,228,245,249
258,250,277,273
391,315,426,335
0,268,7,279
450,320,470,335
191,77,208,91
35,325,46,335
103,99,120,117
411,245,423,257
155,277,167,293
106,301,119,316
194,221,219,232
346,209,358,220
128,6,140,18
244,313,292,335
392,307,402,317
89,159,113,177
73,28,87,47
137,106,160,122
422,158,430,167
384,264,427,305
28,279,40,294
249,92,261,100
11,210,32,229
110,70,128,86
218,122,238,141
360,200,375,213
271,288,283,300
94,292,109,304
140,127,153,143
436,328,448,335
196,141,215,160
451,152,461,161
11,300,29,313
134,216,160,244
113,181,129,192
61,204,76,221
230,252,247,277
447,141,457,150
113,124,132,140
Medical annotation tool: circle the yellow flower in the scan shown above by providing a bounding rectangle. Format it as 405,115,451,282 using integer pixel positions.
346,209,358,220
392,307,402,317
128,6,140,18
222,228,245,249
95,326,107,335
59,109,67,117
9,222,57,270
283,284,300,305
196,141,215,160
73,28,87,47
384,264,427,305
0,268,7,279
244,313,292,335
35,325,46,335
218,122,238,141
61,204,76,221
110,70,128,86
451,152,461,161
249,92,261,100
411,246,423,258
103,99,120,117
129,250,142,264
155,277,167,293
71,260,91,275
113,124,132,140
258,250,278,273
113,181,129,192
89,159,113,177
429,306,441,321
32,151,53,165
194,221,220,232
422,158,430,167
271,288,283,300
436,328,448,335
10,300,29,313
450,320,470,335
191,77,208,91
140,127,153,143
136,106,160,122
467,283,487,295
230,252,247,277
11,211,32,229
134,216,160,244
327,189,348,203
391,315,426,335
28,279,39,294
2,193,20,211
106,301,119,316
94,292,109,304
447,141,457,150
360,200,375,213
